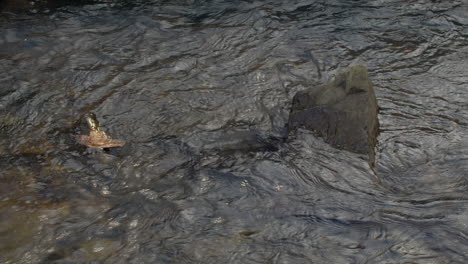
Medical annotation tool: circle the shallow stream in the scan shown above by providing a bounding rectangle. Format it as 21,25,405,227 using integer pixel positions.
1,1,467,263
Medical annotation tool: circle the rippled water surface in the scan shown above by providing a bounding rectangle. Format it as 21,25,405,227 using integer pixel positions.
1,1,467,263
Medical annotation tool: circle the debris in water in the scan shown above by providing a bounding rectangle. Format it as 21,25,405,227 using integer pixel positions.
76,113,125,148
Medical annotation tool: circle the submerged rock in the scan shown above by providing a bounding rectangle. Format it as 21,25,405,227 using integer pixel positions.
79,238,122,261
288,65,379,165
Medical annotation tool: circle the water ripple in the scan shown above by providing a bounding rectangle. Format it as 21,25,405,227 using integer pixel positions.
0,0,467,263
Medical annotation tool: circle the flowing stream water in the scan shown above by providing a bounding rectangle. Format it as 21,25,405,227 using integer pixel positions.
1,1,467,263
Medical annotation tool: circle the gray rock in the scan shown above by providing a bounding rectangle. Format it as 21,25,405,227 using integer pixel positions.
288,65,379,166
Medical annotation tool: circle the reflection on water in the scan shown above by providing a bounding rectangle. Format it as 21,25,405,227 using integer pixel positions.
1,0,467,263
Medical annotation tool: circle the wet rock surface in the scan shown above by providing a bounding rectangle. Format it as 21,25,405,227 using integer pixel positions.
288,65,379,165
